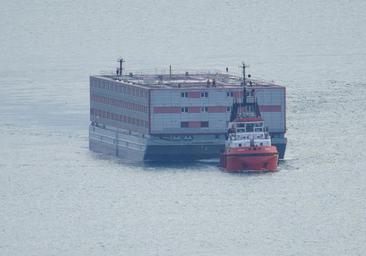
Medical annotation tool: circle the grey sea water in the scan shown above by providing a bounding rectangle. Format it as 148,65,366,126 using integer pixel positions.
1,1,366,255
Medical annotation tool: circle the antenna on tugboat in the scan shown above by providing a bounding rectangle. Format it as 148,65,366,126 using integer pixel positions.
117,58,125,77
241,62,249,105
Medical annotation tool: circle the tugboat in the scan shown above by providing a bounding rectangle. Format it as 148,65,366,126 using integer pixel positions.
219,63,279,172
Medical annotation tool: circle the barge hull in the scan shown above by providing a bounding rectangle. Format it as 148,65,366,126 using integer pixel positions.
89,125,286,162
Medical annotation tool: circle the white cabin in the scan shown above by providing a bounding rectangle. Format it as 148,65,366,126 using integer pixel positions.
226,119,272,148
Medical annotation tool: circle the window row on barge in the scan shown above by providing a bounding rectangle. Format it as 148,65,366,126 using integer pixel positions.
89,71,287,162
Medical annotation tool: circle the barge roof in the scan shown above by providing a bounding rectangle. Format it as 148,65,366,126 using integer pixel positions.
93,73,283,90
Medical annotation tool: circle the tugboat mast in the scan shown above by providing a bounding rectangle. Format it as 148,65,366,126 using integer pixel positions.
241,62,249,106
230,62,248,122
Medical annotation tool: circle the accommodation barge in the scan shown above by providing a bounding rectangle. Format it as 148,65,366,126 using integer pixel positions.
89,65,287,162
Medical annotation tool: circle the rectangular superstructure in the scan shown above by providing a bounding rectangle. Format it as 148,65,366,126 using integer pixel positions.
89,72,287,161
150,88,231,134
150,86,285,135
90,76,149,134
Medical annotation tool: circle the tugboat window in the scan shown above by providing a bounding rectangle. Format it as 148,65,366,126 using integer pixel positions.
246,124,254,132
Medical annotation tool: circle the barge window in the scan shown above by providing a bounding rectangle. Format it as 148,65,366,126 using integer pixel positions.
226,92,230,97
181,122,189,128
227,91,234,97
201,121,209,127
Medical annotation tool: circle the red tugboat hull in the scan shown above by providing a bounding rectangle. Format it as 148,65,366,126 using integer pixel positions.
220,146,278,172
